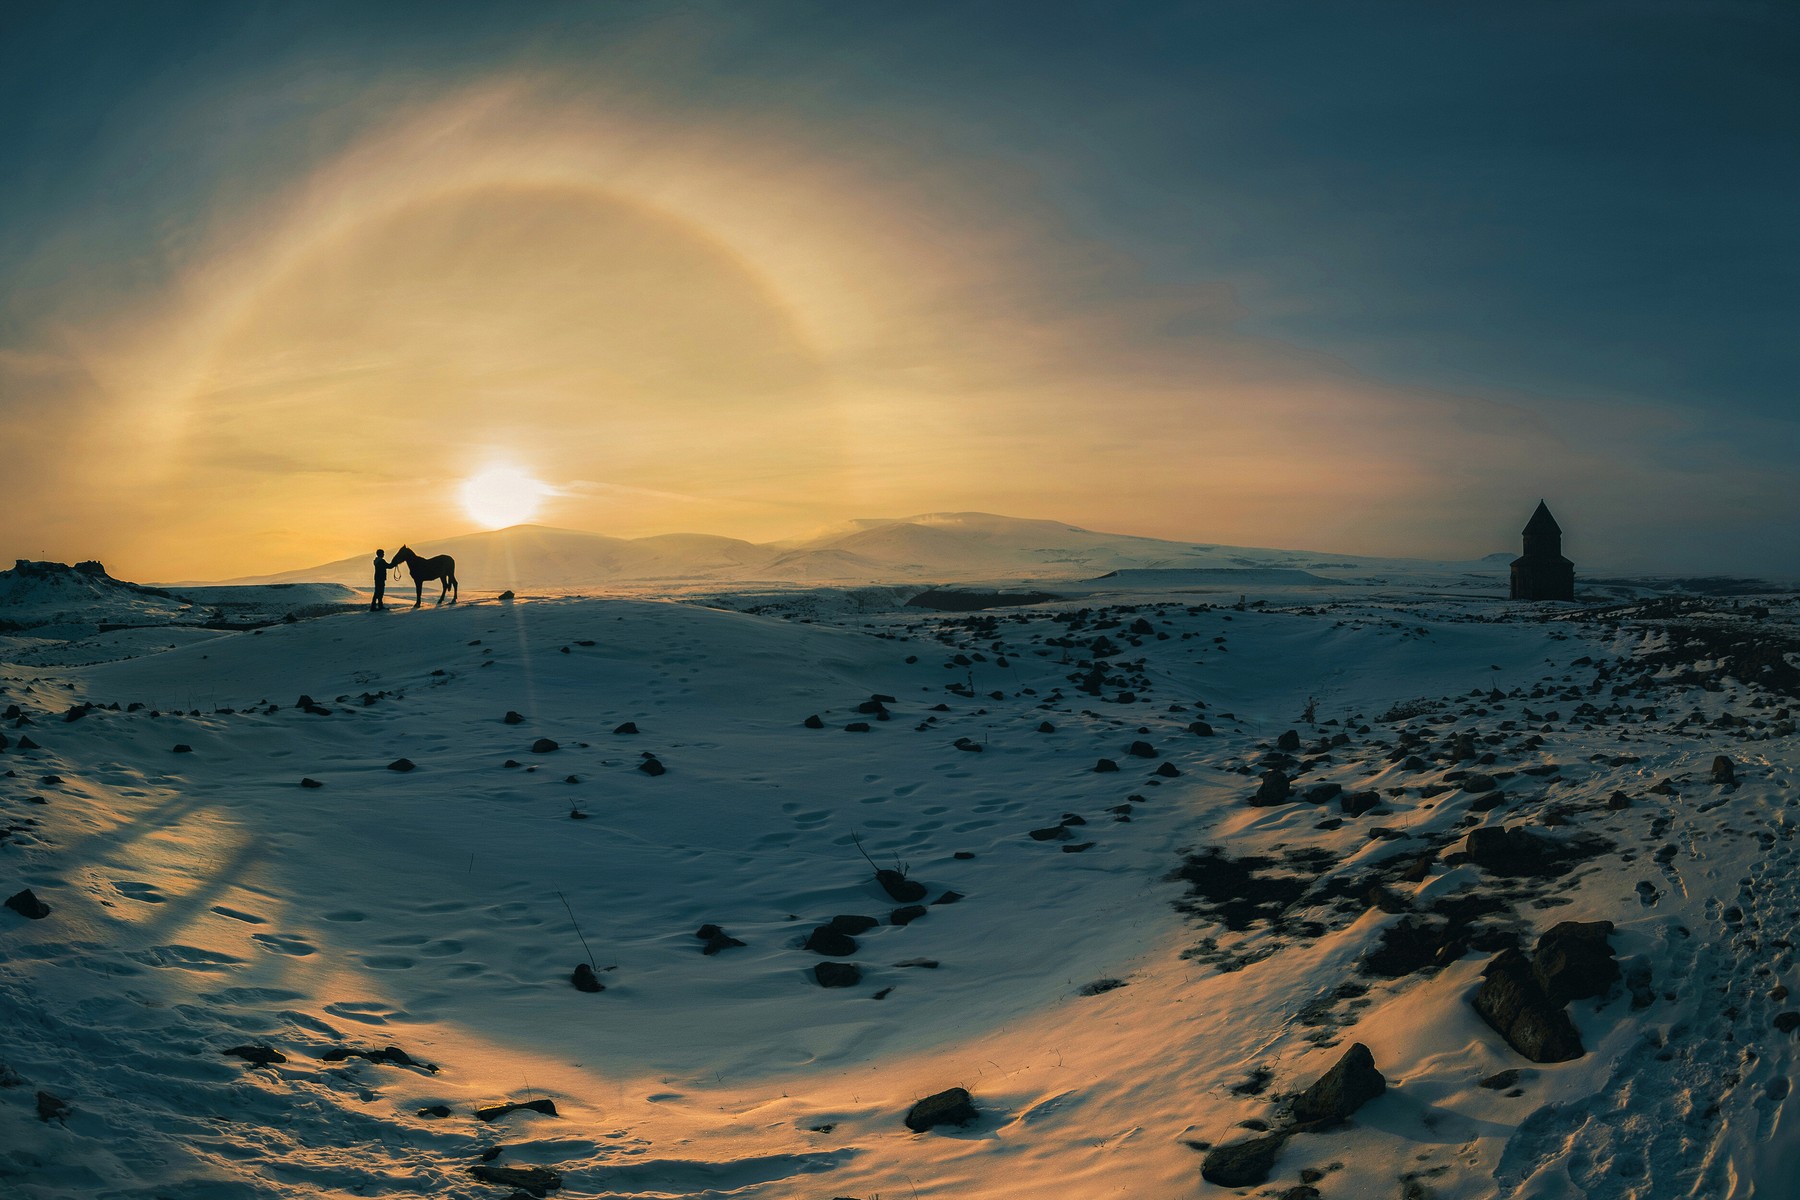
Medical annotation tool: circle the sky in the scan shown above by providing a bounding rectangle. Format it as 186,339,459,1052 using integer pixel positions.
1,0,1796,580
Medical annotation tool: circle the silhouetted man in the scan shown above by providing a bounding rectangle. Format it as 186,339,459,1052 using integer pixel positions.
372,549,389,611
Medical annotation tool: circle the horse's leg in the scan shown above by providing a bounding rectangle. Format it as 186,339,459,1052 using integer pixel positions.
414,578,423,608
436,578,446,606
450,574,458,604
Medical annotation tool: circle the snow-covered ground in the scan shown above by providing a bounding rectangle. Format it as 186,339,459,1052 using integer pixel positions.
3,576,1798,1198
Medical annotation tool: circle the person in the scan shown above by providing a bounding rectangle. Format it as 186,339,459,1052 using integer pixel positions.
371,549,390,611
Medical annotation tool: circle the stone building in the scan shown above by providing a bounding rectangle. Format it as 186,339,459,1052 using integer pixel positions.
1510,500,1575,601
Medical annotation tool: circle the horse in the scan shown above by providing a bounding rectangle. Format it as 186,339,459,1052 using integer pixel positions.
390,545,458,607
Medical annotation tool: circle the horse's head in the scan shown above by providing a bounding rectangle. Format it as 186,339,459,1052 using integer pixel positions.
392,545,412,563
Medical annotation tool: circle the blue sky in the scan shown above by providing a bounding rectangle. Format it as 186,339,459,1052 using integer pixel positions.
2,1,1796,577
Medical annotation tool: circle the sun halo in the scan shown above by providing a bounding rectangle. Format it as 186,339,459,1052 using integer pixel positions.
460,466,548,529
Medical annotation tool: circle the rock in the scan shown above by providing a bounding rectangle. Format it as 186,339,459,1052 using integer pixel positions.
1188,720,1215,735
1029,824,1073,841
1463,825,1588,878
1462,773,1498,794
613,722,639,735
931,890,964,905
1774,1011,1800,1034
1478,1069,1522,1090
1037,721,1055,733
890,905,928,926
1277,729,1301,752
814,962,860,988
469,1164,563,1196
1251,769,1291,806
1304,783,1343,804
695,925,745,954
803,714,825,729
5,889,50,920
1093,758,1119,773
1290,1042,1386,1124
503,711,525,724
875,869,927,903
904,1086,977,1132
300,777,323,788
1340,790,1381,817
475,1098,558,1121
828,914,879,935
416,1104,452,1118
571,963,604,993
953,737,983,752
221,1044,286,1065
1153,762,1181,777
531,738,559,754
638,757,666,776
844,722,872,733
805,927,858,956
1127,740,1157,758
35,1090,70,1122
1712,755,1736,784
1532,921,1618,1004
387,758,415,772
172,743,193,754
497,590,515,601
1471,948,1584,1062
1199,1130,1289,1187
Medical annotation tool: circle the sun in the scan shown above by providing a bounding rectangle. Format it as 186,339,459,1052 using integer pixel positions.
460,466,548,529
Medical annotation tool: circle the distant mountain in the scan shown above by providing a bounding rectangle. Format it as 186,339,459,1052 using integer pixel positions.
198,513,1485,590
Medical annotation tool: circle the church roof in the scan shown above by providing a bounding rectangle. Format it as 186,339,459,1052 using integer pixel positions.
1522,500,1561,536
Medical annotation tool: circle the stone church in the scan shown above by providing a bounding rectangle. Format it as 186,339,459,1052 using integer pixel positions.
1510,500,1575,601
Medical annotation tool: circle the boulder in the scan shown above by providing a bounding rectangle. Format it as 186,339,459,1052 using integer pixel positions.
613,721,639,735
571,963,604,993
1532,921,1618,1004
1277,729,1302,752
1094,758,1120,773
1290,1042,1386,1124
1471,948,1584,1062
638,756,666,776
805,927,858,956
386,758,415,772
1127,740,1157,758
503,711,525,725
904,1086,977,1132
890,905,928,926
35,1091,70,1122
474,1098,558,1121
875,869,927,902
5,889,50,920
1200,1130,1289,1187
814,962,860,988
1712,755,1736,784
469,1164,562,1197
803,714,824,729
531,738,559,754
1251,769,1291,806
695,924,745,954
828,914,879,935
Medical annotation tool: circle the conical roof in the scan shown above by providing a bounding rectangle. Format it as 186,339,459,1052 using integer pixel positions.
1522,501,1561,536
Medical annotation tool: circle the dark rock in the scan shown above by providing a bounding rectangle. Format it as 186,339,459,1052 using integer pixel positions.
531,738,559,754
891,905,928,926
1463,825,1591,878
805,927,858,956
876,869,927,903
1251,769,1291,806
695,925,745,954
35,1090,70,1122
416,1104,452,1118
1712,755,1736,784
300,777,323,788
474,1099,558,1122
844,722,872,733
931,890,964,905
1037,721,1055,733
1062,842,1095,853
828,914,878,935
953,850,975,860
1093,758,1119,773
1462,773,1498,794
5,889,50,920
321,1045,433,1070
1471,948,1584,1062
387,758,415,772
814,962,861,988
904,1086,977,1132
953,737,983,752
1532,921,1618,1005
1127,740,1157,758
17,736,40,750
638,757,666,776
469,1164,563,1196
1029,824,1073,841
571,963,604,993
1478,1069,1522,1090
172,743,193,754
1340,790,1381,817
803,714,825,729
1277,729,1301,752
1290,1042,1386,1124
504,711,525,725
1774,1011,1800,1034
222,1044,286,1065
613,722,639,735
1153,761,1181,778
1188,720,1215,736
1304,783,1343,804
1199,1130,1289,1187
1079,977,1127,996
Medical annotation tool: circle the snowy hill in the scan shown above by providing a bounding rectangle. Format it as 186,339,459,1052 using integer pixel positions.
204,513,1489,590
3,582,1798,1196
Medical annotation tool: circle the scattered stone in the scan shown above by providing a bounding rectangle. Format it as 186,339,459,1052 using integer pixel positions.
876,869,927,903
1290,1042,1386,1125
474,1099,558,1122
321,1045,435,1071
1252,769,1291,806
953,737,983,752
221,1044,286,1065
1079,978,1126,996
1277,729,1301,752
1062,842,1096,853
829,914,879,935
172,743,193,754
1094,758,1119,773
1127,740,1157,758
1532,921,1618,1005
1029,824,1073,842
571,964,604,993
904,1087,977,1132
638,756,666,776
504,711,525,725
469,1163,563,1196
695,924,745,954
931,890,964,905
1712,755,1736,784
531,738,559,754
1471,948,1584,1062
844,722,872,733
1200,1130,1289,1187
497,590,515,601
613,721,639,735
890,905,928,926
1037,721,1055,733
1188,720,1215,735
814,962,861,988
5,889,50,920
1153,762,1181,778
417,1104,452,1118
300,777,323,788
1478,1069,1522,1090
35,1090,70,1122
387,758,415,772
